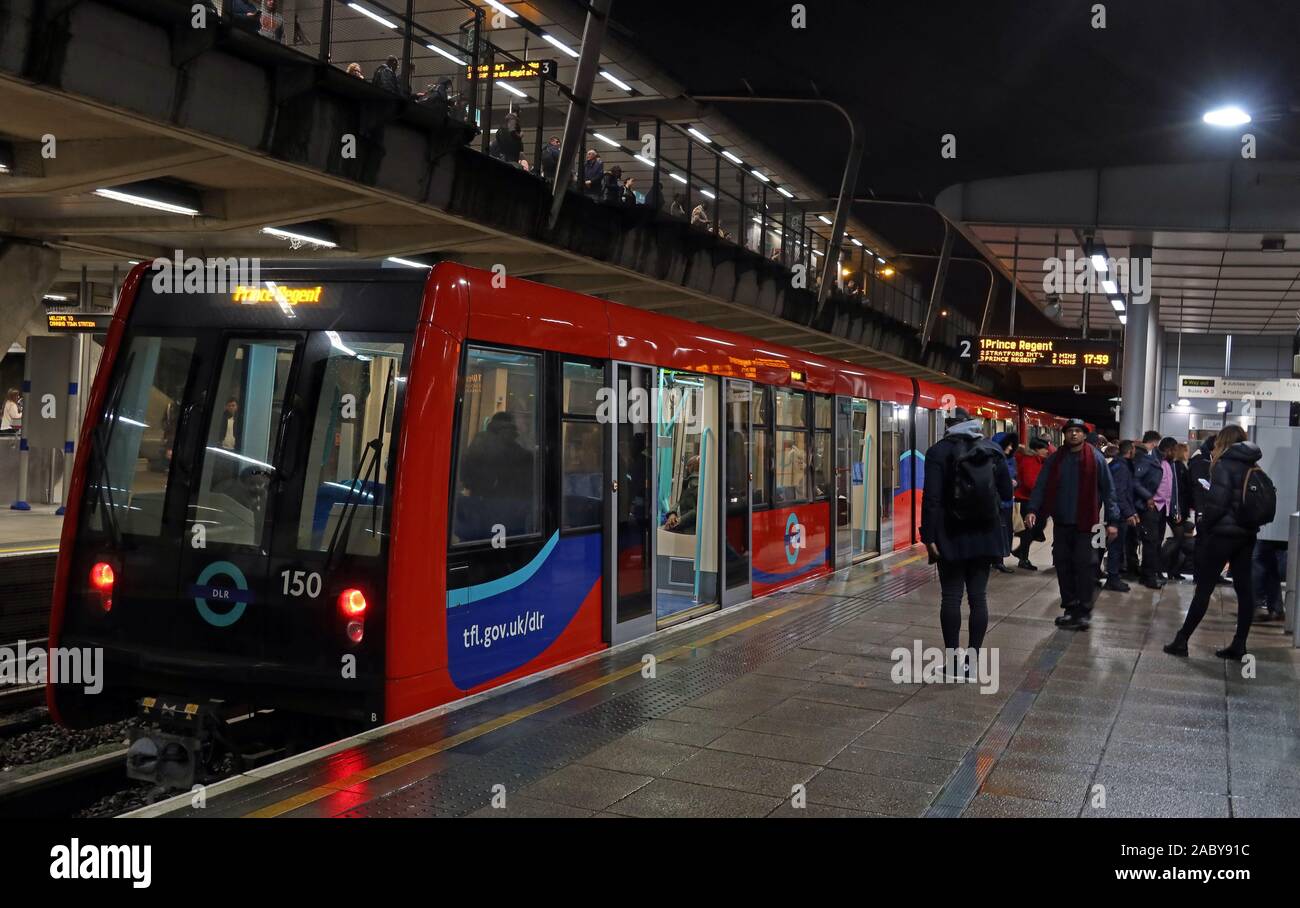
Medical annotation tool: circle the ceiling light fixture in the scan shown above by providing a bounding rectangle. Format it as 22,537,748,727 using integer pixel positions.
347,2,397,28
1091,253,1108,272
482,0,518,19
634,154,655,167
386,257,430,268
426,43,467,66
687,127,711,144
93,184,200,216
592,132,620,149
498,81,528,98
541,33,578,58
720,150,743,165
261,225,338,248
600,71,632,92
1202,105,1251,127
1101,279,1118,294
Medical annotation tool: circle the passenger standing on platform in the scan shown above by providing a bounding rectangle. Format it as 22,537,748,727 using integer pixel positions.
599,165,624,203
0,389,20,434
990,432,1018,573
1025,418,1120,630
1011,437,1049,569
540,136,561,183
372,56,402,95
1253,538,1287,622
1103,440,1138,592
490,112,524,164
920,407,1012,669
691,203,711,230
1133,431,1176,589
1163,425,1269,661
582,150,603,197
1163,442,1194,580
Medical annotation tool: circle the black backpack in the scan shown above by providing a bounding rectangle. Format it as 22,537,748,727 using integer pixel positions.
949,438,1001,526
1237,465,1277,530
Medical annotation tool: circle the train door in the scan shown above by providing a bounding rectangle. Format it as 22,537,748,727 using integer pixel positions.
850,398,880,560
721,379,752,607
880,403,899,550
606,362,655,644
833,396,852,568
654,369,720,627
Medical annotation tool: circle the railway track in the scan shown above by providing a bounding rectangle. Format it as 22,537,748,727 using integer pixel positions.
0,745,130,817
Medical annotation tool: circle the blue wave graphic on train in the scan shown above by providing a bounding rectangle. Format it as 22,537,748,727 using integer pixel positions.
752,545,830,583
445,531,600,690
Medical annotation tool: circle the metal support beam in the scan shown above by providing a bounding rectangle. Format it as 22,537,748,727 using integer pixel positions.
919,220,953,347
690,95,865,316
547,0,613,230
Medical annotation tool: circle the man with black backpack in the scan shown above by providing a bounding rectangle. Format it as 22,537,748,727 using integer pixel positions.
920,407,1013,674
1025,418,1120,630
1163,425,1275,661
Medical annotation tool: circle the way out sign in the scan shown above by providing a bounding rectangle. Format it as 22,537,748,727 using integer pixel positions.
24,335,75,450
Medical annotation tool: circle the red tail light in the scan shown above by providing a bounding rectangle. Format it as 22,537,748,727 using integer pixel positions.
339,588,367,618
90,562,114,612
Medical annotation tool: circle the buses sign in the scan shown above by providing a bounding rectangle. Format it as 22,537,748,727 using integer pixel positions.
956,335,1119,368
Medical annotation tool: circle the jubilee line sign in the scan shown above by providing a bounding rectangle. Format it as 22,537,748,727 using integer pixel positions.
1178,375,1300,403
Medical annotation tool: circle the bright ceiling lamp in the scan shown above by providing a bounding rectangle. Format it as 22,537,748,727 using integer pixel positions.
600,71,633,92
261,225,338,248
1091,253,1108,272
1202,105,1250,127
498,81,528,98
751,170,771,182
347,2,397,28
700,188,716,199
633,154,654,167
670,172,687,184
776,186,793,198
1110,297,1125,312
94,184,200,216
386,257,430,268
592,132,621,148
541,33,578,58
426,43,466,65
483,0,518,19
850,237,864,247
817,214,832,225
720,150,743,165
1101,279,1118,294
687,127,712,144
1118,314,1127,325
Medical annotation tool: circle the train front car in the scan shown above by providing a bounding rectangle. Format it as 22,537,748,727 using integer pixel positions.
49,263,423,784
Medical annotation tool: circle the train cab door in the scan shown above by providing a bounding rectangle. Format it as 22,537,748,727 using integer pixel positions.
833,395,852,569
720,379,752,607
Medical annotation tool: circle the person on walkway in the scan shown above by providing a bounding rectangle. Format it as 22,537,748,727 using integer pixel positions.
1012,437,1049,569
1133,433,1181,589
1025,418,1120,630
990,431,1018,573
372,56,402,95
582,149,603,197
0,389,21,433
539,136,561,183
1103,440,1138,591
920,407,1012,671
1163,425,1265,661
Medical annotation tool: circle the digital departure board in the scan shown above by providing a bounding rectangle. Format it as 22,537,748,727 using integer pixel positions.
465,59,556,81
956,335,1119,368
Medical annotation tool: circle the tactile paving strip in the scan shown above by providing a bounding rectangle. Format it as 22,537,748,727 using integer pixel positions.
339,565,936,817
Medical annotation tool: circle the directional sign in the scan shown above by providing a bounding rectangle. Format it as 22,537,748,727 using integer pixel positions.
957,335,1119,368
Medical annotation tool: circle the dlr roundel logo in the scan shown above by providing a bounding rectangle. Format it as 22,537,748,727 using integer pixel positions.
190,561,253,627
784,513,807,565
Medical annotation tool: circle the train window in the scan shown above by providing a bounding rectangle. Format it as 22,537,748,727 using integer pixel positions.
811,429,832,499
86,335,196,538
773,388,807,428
450,347,541,545
296,338,406,554
193,338,297,547
562,361,604,417
561,420,602,529
774,430,810,503
814,395,832,429
753,386,769,426
752,385,769,507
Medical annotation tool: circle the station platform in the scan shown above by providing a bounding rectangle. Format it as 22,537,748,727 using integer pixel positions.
137,545,1300,819
0,505,64,557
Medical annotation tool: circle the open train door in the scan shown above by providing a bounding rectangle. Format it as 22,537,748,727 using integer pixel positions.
833,395,853,568
720,379,752,607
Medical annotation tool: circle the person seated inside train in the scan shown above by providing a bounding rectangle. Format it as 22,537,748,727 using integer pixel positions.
775,438,807,503
457,411,535,539
663,455,700,533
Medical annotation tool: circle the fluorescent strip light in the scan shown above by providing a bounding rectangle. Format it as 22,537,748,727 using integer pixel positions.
817,215,832,225
669,172,687,184
776,186,793,198
347,2,397,29
751,170,770,182
260,226,338,248
600,70,632,92
483,0,518,19
592,132,620,148
43,294,68,301
1118,315,1127,325
541,33,579,58
850,238,863,247
720,150,743,165
426,43,466,66
1101,279,1118,294
687,127,712,144
0,164,9,174
387,257,430,268
498,81,527,98
94,187,199,216
1091,253,1108,272
1109,297,1125,312
811,249,823,257
634,154,654,166
876,256,886,264
1203,105,1250,127
700,188,716,199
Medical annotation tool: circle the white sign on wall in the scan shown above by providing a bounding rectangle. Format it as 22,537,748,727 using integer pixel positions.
1178,375,1300,403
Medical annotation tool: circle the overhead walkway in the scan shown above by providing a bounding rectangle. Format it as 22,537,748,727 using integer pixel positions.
134,543,1300,819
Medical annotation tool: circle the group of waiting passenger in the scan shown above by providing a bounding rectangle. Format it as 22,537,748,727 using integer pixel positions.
922,411,1279,675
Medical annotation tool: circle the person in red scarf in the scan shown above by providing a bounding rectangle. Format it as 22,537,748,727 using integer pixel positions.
1025,419,1120,629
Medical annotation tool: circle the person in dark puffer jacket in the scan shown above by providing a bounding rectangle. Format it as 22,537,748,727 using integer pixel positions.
1164,425,1261,661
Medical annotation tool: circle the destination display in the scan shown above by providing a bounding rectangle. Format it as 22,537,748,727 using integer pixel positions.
956,335,1119,368
46,312,114,332
465,59,556,81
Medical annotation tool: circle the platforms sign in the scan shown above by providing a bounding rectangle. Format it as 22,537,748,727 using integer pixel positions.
1178,375,1300,403
956,335,1118,368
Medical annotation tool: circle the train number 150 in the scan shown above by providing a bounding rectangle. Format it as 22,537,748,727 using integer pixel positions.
281,569,323,599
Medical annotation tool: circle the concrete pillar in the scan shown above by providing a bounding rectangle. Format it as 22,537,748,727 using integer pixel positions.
1147,302,1163,432
0,243,61,370
1120,293,1152,441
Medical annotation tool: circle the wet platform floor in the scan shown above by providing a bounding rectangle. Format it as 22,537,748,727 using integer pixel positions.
144,544,1300,819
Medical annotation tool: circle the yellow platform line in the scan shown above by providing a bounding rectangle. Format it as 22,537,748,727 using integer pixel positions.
247,551,930,818
0,544,60,555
